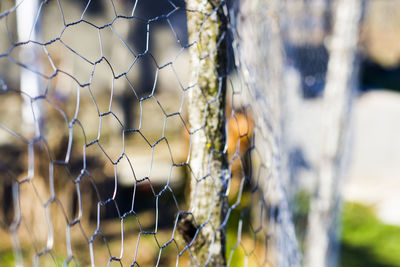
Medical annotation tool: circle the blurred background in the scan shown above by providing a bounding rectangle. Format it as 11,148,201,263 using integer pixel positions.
341,1,400,266
282,0,400,266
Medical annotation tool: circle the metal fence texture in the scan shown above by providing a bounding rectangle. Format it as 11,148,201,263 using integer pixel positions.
0,0,277,266
0,0,363,266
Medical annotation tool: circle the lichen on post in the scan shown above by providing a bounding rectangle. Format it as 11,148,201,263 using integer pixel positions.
180,0,228,266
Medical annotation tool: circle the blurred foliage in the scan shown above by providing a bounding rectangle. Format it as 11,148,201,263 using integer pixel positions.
225,190,254,267
340,202,400,267
292,190,311,253
0,250,14,266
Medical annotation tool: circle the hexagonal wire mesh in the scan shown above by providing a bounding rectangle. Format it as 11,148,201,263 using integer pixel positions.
0,0,303,266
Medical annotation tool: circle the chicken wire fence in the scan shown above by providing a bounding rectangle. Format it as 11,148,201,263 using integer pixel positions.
0,0,279,266
0,0,363,266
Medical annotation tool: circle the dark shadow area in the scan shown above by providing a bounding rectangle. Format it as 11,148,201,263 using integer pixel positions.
287,44,329,98
360,58,400,92
0,144,25,228
340,243,400,267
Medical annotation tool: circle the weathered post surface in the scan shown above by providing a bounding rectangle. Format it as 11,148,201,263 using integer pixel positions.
182,0,228,266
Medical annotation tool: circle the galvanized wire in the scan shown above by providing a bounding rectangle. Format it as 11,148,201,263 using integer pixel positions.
0,0,274,266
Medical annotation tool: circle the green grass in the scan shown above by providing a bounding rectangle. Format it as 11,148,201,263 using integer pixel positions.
340,202,400,267
0,250,14,266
